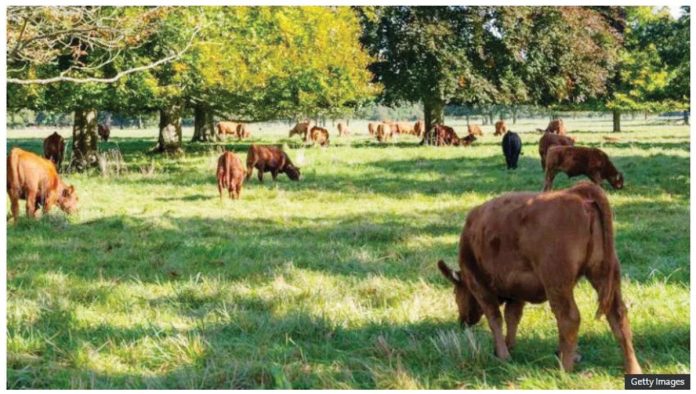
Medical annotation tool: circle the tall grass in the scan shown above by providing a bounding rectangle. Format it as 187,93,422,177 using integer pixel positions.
6,118,689,388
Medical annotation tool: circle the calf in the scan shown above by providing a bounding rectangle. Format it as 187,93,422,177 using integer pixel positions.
494,120,508,136
502,131,522,169
245,145,301,182
539,133,576,169
437,181,641,374
7,147,79,222
544,119,567,135
434,124,461,146
458,133,476,147
289,121,312,140
310,126,330,146
98,123,110,142
414,120,425,137
544,146,623,191
468,124,483,137
216,151,245,199
217,121,239,138
337,122,350,137
376,123,392,143
43,132,65,171
236,123,251,140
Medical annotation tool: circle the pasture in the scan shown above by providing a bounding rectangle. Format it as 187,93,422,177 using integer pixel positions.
6,117,690,389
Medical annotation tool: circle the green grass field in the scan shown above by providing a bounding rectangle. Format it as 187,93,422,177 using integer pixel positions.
6,117,690,389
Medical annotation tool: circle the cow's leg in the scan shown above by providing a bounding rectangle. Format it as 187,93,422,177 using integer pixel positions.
589,173,603,185
245,165,254,181
543,170,557,191
235,184,242,200
25,190,38,219
587,272,642,374
547,287,581,372
257,168,264,183
271,169,279,181
468,282,510,360
9,193,20,223
504,301,525,349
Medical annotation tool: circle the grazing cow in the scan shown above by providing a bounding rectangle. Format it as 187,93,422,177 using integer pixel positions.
437,181,641,374
414,120,425,137
543,146,624,191
236,123,251,139
310,126,330,146
217,121,239,138
538,133,576,169
337,122,350,137
494,120,508,136
542,119,567,135
98,123,110,142
459,134,477,147
245,144,301,182
7,147,79,223
502,131,522,169
395,122,415,135
216,151,245,200
289,121,312,140
433,124,462,146
376,123,392,143
43,132,65,171
468,124,483,137
368,122,376,136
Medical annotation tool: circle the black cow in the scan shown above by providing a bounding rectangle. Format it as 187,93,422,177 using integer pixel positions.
502,131,522,169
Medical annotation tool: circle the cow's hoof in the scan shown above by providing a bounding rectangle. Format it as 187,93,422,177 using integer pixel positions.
555,349,582,363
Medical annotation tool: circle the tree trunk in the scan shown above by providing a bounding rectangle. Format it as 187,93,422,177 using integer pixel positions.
683,110,689,125
422,97,444,145
512,106,518,124
465,114,470,125
156,104,183,153
612,109,621,132
137,115,143,129
71,108,99,171
489,112,494,125
191,103,210,142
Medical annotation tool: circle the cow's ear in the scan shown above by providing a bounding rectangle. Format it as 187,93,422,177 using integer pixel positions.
437,260,461,285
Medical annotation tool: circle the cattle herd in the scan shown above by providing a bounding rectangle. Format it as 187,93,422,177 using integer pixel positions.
7,117,641,375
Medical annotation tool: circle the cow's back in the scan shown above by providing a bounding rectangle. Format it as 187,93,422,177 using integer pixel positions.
462,190,599,302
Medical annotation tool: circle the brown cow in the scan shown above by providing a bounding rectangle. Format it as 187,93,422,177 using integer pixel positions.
437,181,641,374
43,132,65,171
216,151,245,200
414,120,425,137
468,124,483,137
368,122,376,136
245,144,301,182
494,120,508,136
289,121,312,140
337,122,350,137
309,126,330,147
7,147,79,223
395,122,415,135
538,133,576,169
376,123,392,143
236,123,251,140
217,121,239,138
544,146,624,191
98,124,110,142
544,119,567,135
459,133,476,147
433,124,461,146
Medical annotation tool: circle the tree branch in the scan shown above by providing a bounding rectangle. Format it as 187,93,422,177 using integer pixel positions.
8,26,200,85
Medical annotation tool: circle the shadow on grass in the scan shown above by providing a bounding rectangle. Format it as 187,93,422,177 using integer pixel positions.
8,292,689,389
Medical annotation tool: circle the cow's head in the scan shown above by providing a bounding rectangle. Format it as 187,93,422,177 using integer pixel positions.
437,260,483,326
609,172,624,189
58,184,79,214
285,164,301,181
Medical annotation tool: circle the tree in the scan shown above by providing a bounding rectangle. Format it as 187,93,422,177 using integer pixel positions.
358,6,621,143
7,6,198,167
606,6,690,131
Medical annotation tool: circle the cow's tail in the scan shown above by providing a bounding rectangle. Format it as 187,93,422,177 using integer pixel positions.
578,183,618,319
7,148,20,192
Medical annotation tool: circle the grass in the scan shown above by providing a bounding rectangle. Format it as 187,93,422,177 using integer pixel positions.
6,116,690,389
